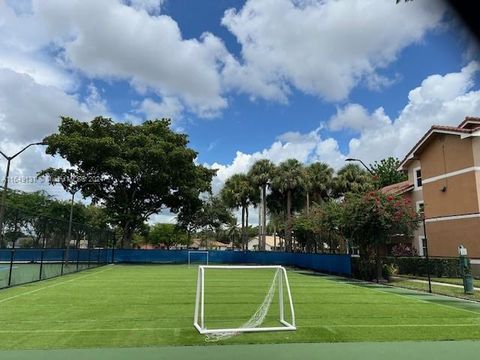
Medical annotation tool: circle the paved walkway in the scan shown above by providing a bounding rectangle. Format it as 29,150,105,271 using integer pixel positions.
1,342,480,360
395,277,480,291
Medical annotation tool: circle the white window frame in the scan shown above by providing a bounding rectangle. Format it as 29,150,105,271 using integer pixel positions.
418,236,427,257
188,251,209,267
193,265,296,334
413,167,423,190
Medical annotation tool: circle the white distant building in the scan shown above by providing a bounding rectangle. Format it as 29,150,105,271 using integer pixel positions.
248,235,284,251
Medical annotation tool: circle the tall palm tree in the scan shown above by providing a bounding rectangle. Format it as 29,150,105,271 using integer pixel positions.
305,162,334,212
333,163,373,197
248,159,275,251
220,174,258,250
271,159,305,252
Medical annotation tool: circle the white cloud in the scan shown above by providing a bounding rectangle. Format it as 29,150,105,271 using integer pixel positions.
342,61,480,164
210,62,480,196
221,0,446,102
0,1,74,91
0,69,108,143
123,0,165,14
31,0,228,118
206,129,341,194
0,69,110,197
137,97,184,122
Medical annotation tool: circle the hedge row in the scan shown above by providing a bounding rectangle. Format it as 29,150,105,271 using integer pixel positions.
385,256,461,278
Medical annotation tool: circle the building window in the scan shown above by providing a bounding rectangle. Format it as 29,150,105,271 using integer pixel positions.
419,236,427,257
416,201,425,216
413,167,422,189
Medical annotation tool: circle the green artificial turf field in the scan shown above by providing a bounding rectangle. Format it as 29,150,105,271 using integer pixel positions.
1,264,480,351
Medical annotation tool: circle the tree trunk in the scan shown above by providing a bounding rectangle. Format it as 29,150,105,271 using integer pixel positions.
241,206,246,251
262,185,267,251
306,191,310,215
121,221,135,249
245,206,249,251
273,224,277,251
376,243,381,283
286,190,292,252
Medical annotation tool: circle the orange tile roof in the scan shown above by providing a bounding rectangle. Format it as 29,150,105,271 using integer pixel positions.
380,180,413,195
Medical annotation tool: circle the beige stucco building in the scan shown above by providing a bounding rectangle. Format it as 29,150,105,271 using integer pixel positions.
398,117,480,258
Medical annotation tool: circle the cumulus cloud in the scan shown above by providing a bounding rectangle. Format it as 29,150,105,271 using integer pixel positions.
31,0,228,118
0,69,110,197
346,61,480,164
206,129,343,194
123,0,165,14
221,0,446,102
137,97,185,122
1,0,451,121
0,69,108,143
209,62,480,196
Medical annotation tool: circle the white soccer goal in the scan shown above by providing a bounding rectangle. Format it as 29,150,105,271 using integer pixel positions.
193,265,296,340
188,251,209,267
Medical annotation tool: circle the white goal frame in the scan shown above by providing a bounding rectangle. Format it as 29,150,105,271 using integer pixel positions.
193,265,296,334
188,251,209,267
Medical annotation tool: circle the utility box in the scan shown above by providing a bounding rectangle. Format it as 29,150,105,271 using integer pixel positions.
458,245,474,295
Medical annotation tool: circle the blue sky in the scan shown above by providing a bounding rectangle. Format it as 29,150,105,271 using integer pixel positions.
1,0,480,202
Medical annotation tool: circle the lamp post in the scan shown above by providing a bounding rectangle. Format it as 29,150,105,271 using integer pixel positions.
345,158,375,175
0,142,45,246
65,188,79,261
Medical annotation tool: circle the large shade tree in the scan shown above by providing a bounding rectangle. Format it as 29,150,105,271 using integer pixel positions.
40,117,215,247
271,159,305,252
248,159,275,251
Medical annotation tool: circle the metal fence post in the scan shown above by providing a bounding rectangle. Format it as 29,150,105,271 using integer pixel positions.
39,248,44,281
76,247,80,271
7,249,14,287
61,249,65,276
422,218,432,293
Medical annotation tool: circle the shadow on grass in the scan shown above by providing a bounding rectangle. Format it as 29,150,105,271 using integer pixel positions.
294,269,480,314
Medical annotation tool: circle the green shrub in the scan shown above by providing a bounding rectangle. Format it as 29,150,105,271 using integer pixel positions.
385,256,460,278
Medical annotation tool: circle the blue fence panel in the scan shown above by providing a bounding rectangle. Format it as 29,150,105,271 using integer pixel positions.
113,250,351,276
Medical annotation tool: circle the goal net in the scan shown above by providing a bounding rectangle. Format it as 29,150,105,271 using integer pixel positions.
188,251,209,267
193,265,296,341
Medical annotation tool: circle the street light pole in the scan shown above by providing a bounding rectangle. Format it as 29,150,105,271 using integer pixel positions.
0,142,45,246
65,189,77,263
345,158,375,175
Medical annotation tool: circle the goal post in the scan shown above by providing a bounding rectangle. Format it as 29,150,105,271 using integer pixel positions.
188,251,209,267
193,265,296,336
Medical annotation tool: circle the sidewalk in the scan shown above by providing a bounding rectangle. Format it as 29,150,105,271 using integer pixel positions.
395,277,480,291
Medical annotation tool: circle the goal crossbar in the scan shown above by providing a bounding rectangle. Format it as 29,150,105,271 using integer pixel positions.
193,265,296,335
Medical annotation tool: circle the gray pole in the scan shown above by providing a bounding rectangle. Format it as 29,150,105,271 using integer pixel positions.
262,186,267,251
258,186,262,251
0,158,11,246
65,191,75,263
345,158,375,175
0,142,45,246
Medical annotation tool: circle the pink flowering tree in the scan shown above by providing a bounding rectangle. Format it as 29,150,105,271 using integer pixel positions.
342,191,420,281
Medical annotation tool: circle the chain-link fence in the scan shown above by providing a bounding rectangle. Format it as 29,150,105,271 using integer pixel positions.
0,205,115,290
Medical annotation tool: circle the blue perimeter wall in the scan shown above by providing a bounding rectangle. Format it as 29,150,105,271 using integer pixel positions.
0,249,351,276
115,250,352,276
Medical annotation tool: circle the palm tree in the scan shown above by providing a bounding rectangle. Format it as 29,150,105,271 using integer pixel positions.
305,162,334,213
333,163,373,198
248,159,275,251
220,174,259,250
271,159,305,252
